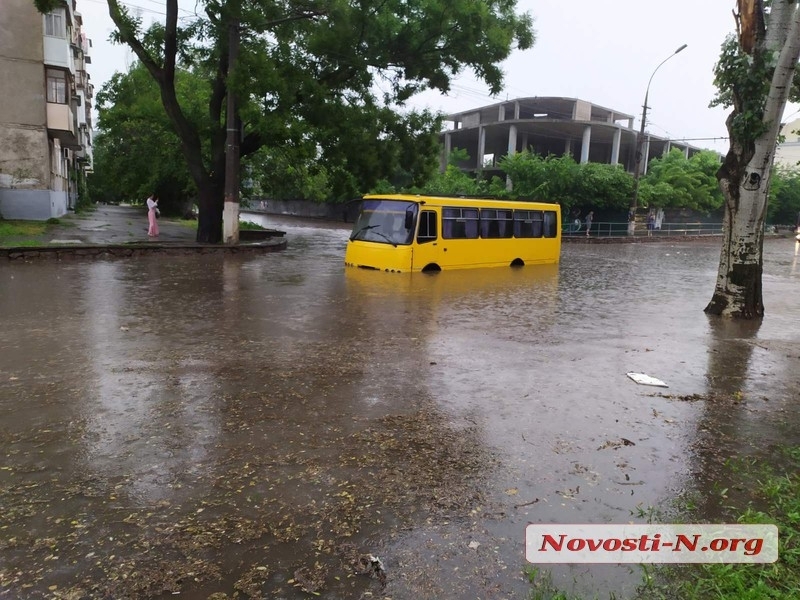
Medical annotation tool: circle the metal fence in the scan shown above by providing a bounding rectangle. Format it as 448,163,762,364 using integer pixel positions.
563,221,724,238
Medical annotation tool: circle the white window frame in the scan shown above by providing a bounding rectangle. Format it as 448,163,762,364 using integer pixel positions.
44,10,66,38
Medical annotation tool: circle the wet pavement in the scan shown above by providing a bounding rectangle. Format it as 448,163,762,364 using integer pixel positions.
42,205,200,245
1,214,799,599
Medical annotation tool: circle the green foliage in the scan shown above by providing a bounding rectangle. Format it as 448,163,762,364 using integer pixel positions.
238,220,265,230
98,0,534,217
639,149,724,211
498,152,632,211
417,165,484,197
639,446,800,600
305,102,442,201
711,35,772,147
244,147,331,203
32,0,61,12
571,162,634,210
768,165,800,224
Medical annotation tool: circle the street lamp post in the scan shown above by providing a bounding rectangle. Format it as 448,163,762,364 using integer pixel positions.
629,44,688,236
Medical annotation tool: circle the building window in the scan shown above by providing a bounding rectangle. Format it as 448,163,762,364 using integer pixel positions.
46,69,67,104
45,10,66,38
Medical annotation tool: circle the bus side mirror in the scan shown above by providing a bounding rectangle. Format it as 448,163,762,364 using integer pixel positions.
404,210,414,230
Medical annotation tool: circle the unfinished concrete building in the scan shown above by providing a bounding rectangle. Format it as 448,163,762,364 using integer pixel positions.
440,97,702,177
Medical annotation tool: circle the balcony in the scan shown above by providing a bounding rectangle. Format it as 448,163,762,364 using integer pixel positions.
47,103,79,147
44,36,72,72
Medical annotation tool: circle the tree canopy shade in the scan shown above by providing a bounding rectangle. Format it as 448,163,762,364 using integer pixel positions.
706,0,800,318
35,0,534,243
88,64,201,214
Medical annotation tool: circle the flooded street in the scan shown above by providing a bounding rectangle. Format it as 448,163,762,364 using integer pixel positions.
1,215,799,599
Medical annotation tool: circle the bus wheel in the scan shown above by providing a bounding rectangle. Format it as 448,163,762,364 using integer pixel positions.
510,258,525,267
421,263,441,273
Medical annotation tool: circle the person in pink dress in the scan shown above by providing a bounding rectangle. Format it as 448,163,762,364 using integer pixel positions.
146,194,159,237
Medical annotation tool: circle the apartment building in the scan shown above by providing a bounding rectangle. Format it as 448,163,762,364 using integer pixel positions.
0,0,94,220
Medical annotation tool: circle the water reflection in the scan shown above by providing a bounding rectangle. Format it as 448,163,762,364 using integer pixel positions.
79,259,224,505
2,226,800,599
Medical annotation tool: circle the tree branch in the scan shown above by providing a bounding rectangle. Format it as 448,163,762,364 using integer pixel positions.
106,0,163,82
762,4,800,132
106,0,208,187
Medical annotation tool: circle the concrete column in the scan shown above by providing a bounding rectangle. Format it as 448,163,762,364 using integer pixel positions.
514,101,520,119
499,104,505,121
440,133,452,173
611,128,621,165
507,124,518,156
684,146,690,158
580,125,591,163
565,139,573,158
642,136,651,174
521,132,529,151
663,140,671,156
477,126,486,170
506,124,518,191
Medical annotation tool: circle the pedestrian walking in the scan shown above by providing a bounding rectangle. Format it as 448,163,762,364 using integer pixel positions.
585,211,594,237
146,194,160,237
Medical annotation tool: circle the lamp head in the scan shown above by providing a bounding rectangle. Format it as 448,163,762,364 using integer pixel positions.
675,44,688,54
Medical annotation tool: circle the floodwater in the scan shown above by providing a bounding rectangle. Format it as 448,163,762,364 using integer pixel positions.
1,215,799,599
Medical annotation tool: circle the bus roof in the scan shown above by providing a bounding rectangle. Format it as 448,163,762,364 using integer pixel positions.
362,194,560,209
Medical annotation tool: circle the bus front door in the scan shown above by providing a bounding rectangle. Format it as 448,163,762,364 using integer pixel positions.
412,210,442,272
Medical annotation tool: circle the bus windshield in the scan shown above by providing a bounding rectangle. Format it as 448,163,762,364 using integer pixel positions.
349,200,418,246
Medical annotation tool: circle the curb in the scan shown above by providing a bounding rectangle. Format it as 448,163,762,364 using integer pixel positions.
2,239,288,261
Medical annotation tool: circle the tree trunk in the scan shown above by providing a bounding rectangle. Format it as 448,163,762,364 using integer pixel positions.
705,1,800,318
704,163,767,318
196,184,223,244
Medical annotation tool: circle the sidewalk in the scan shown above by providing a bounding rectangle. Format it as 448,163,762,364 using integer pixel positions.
2,205,287,259
45,204,198,245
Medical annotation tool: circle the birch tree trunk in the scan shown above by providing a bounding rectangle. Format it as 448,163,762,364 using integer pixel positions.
706,1,800,318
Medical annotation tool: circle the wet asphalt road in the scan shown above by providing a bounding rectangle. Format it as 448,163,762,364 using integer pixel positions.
1,216,799,599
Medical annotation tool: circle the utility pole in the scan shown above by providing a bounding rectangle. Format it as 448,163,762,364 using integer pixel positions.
222,9,240,244
629,44,687,236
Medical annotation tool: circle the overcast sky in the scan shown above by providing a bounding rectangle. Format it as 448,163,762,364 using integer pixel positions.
77,0,800,155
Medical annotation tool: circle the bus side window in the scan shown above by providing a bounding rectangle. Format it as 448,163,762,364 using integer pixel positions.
514,210,543,238
443,208,479,239
417,210,438,243
480,208,514,238
543,211,557,237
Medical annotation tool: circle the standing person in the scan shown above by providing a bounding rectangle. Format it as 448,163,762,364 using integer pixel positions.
146,194,159,237
647,212,655,236
584,211,594,237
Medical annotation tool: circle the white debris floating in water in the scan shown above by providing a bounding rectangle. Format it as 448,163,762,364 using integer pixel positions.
626,372,669,388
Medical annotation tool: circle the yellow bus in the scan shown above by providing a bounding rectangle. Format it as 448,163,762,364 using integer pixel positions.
344,194,561,272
